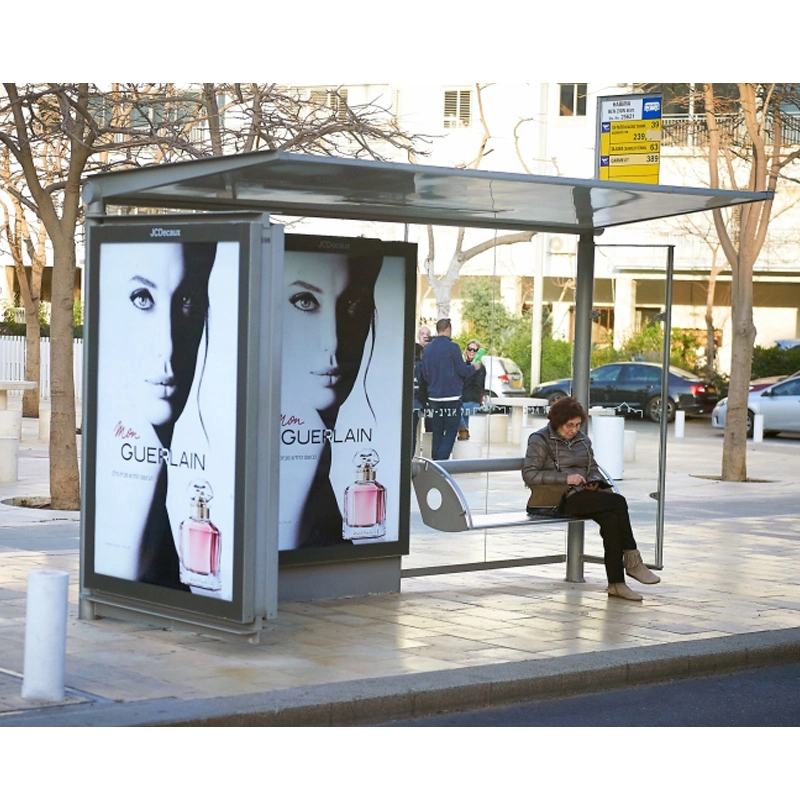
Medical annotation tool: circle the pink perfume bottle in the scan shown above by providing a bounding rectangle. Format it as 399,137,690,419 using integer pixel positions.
343,449,386,541
179,479,221,591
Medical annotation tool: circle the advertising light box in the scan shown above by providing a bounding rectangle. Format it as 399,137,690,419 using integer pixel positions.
82,214,280,626
278,235,416,566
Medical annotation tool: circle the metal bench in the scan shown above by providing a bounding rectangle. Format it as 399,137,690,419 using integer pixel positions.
410,456,618,533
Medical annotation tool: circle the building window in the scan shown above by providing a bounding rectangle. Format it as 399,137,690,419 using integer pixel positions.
444,89,471,129
559,83,587,116
309,88,349,121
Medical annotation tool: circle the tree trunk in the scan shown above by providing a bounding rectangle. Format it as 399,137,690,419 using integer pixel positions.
721,257,755,481
434,282,453,319
48,239,80,509
704,272,717,383
23,311,40,417
13,258,41,418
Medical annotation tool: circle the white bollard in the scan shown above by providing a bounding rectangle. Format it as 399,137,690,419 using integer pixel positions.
452,438,483,459
623,429,637,462
21,570,69,702
674,410,685,438
487,412,508,444
39,404,51,442
589,413,625,480
753,414,764,443
0,436,19,483
0,408,22,439
469,414,487,443
422,431,433,460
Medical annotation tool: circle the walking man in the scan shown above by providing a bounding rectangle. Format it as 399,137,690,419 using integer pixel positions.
458,339,486,440
421,319,480,460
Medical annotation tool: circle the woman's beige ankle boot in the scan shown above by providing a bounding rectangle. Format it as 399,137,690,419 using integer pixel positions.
607,582,643,601
623,549,661,584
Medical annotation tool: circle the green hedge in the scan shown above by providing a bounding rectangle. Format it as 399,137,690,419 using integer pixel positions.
0,322,83,338
751,344,800,378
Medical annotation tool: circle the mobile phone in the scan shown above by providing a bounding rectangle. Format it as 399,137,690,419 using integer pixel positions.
474,348,486,363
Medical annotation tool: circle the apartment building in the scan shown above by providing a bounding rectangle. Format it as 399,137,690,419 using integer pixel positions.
291,83,800,375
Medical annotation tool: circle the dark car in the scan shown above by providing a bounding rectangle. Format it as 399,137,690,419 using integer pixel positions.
530,361,719,422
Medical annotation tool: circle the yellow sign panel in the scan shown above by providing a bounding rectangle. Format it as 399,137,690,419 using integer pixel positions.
609,143,661,155
609,154,660,166
607,120,662,133
597,94,663,185
609,129,661,145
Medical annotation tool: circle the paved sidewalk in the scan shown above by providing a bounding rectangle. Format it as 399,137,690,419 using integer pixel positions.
1,407,800,726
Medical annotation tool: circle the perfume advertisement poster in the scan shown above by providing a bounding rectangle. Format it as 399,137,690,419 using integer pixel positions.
92,239,239,602
278,241,410,555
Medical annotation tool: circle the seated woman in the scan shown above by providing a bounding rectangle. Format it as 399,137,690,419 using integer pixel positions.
522,396,661,601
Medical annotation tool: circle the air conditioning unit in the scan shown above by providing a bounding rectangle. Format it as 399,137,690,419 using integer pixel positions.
549,235,565,253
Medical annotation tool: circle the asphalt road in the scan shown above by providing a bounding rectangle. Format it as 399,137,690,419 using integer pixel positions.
382,663,800,726
0,520,79,553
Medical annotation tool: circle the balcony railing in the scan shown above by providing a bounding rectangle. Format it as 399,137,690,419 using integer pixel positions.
662,113,800,148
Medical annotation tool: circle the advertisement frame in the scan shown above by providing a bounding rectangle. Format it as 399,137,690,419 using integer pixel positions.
277,234,416,568
81,213,280,626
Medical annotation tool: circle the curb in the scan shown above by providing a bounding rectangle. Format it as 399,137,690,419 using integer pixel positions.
4,627,800,727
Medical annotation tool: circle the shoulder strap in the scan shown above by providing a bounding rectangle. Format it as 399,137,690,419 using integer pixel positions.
534,429,560,471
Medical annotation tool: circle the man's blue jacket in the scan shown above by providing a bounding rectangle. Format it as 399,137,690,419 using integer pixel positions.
420,335,474,400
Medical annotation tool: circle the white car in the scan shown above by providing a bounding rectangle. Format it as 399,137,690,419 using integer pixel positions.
479,355,527,404
711,374,800,437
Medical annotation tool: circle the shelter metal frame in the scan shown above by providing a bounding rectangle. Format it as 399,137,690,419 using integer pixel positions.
82,150,770,585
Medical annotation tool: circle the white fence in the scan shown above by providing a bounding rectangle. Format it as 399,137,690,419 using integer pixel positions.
0,337,84,401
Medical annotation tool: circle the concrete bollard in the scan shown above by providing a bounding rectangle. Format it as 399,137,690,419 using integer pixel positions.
0,436,19,483
452,438,483,460
753,414,764,443
674,410,685,438
422,431,433,460
22,570,69,702
623,429,637,462
39,404,51,442
0,408,22,439
469,414,487,443
590,414,625,480
487,412,508,444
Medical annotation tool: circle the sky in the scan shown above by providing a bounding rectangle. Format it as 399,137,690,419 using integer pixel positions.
4,3,795,82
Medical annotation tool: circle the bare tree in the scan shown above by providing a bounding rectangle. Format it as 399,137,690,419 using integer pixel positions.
0,83,429,509
702,83,800,480
648,208,731,381
422,84,535,319
0,176,47,417
636,83,800,480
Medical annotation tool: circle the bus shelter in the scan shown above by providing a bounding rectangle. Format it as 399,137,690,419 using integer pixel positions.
80,151,770,635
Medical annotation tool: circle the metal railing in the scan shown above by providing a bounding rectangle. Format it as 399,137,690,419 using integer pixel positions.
0,336,84,401
662,113,800,148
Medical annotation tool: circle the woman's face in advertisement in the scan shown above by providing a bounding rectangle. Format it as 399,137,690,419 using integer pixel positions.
285,252,378,415
105,243,209,429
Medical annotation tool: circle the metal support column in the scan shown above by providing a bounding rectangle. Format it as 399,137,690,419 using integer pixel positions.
654,245,675,570
79,196,105,622
566,231,596,583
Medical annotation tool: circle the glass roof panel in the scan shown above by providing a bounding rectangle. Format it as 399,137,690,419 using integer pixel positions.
83,150,771,233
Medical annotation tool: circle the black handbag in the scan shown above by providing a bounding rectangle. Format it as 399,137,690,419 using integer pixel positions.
526,483,568,513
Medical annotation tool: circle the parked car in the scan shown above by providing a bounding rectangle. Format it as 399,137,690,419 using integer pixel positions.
479,355,527,404
530,361,719,423
711,373,800,437
749,369,800,392
749,375,788,392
